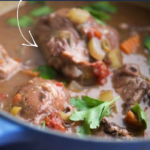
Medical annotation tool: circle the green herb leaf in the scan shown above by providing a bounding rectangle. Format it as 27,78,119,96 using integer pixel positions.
42,121,46,129
91,1,117,13
81,2,117,26
28,1,38,4
82,6,110,20
82,96,104,108
62,82,67,86
77,121,91,137
30,6,53,17
7,16,33,28
70,96,103,110
28,1,45,5
70,97,87,110
144,36,150,53
148,58,150,65
93,17,106,26
34,65,56,79
70,96,120,129
131,103,148,129
70,96,104,111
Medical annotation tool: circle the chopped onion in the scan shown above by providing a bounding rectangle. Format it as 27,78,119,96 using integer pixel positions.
101,38,111,52
67,80,83,92
58,30,71,39
67,8,90,24
58,111,71,122
11,106,22,116
99,90,114,102
108,49,122,68
88,37,105,60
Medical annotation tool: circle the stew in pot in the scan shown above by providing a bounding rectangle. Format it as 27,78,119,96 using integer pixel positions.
0,1,150,140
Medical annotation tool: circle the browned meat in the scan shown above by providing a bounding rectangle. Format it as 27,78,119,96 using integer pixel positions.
34,8,119,85
12,78,73,125
113,64,150,112
93,118,132,139
0,45,20,80
34,9,89,76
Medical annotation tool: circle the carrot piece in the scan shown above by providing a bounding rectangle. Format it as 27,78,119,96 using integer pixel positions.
13,94,22,103
55,82,64,87
94,30,102,39
24,69,39,77
15,58,21,63
125,110,142,129
0,60,3,65
120,35,140,54
87,27,102,39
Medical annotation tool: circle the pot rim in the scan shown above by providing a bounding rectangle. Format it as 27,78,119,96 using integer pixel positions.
0,110,150,144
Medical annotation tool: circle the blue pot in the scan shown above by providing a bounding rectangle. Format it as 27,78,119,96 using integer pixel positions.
0,110,150,150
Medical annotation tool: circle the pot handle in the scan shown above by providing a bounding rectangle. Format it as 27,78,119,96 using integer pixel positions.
0,115,33,147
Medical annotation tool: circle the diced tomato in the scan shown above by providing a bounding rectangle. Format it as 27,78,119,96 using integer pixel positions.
99,70,109,78
87,29,95,39
91,61,109,85
98,78,107,85
0,94,8,101
55,82,64,87
13,94,22,104
45,112,66,132
91,61,109,76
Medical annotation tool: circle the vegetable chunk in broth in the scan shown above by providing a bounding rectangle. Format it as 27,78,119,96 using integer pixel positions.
0,1,150,140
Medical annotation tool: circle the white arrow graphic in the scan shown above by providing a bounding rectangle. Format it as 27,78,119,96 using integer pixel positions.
17,0,38,47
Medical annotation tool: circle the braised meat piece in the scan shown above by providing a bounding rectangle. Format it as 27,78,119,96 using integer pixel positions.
34,8,119,85
93,118,132,139
0,45,20,80
113,64,150,112
12,78,73,126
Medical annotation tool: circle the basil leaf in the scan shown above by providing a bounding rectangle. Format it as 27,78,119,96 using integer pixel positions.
144,36,150,53
70,96,120,129
30,6,53,17
34,65,56,79
7,16,33,28
131,103,148,129
91,1,117,13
